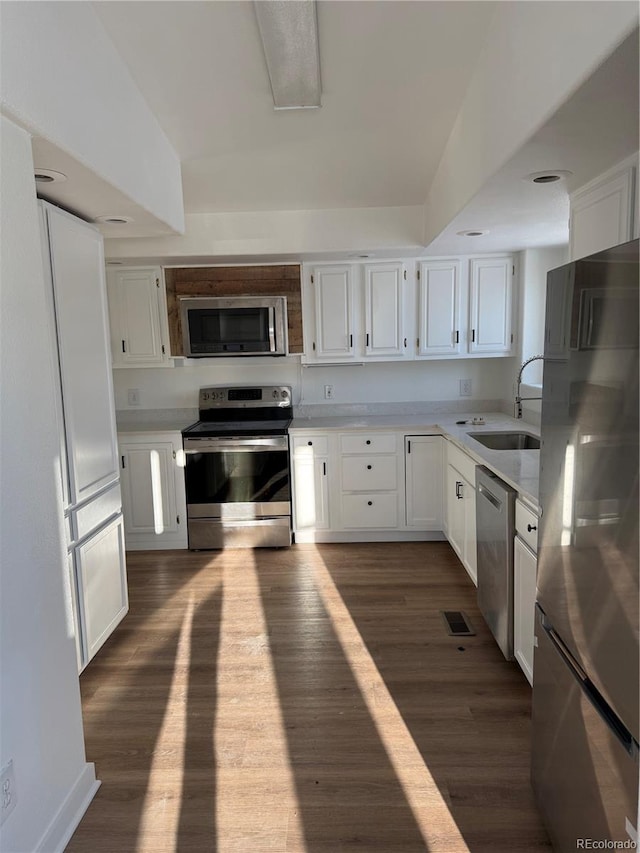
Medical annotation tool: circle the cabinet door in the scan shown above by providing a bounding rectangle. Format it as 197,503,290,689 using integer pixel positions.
292,449,329,531
364,262,406,358
569,163,635,261
119,440,180,537
462,482,477,585
75,513,128,666
446,464,465,559
468,257,513,354
514,535,537,686
312,265,355,359
405,436,443,528
44,204,119,505
417,261,461,356
108,267,168,367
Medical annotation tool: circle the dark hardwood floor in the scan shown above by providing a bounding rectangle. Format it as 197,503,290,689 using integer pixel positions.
66,542,551,852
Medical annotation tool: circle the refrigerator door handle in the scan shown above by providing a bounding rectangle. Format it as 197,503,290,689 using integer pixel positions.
541,616,638,758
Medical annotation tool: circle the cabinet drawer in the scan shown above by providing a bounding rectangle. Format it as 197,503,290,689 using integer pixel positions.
341,493,398,528
73,482,122,543
516,498,539,553
341,455,397,491
292,435,329,456
340,433,397,454
447,440,477,485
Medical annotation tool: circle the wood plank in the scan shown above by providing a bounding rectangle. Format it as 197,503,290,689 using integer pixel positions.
67,543,551,853
164,265,302,356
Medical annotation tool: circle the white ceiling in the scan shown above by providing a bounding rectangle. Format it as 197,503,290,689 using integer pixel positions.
33,2,638,255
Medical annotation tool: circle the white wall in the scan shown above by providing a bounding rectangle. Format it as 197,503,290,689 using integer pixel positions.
0,117,95,853
423,2,639,246
519,245,569,382
113,357,513,414
0,2,184,235
104,205,425,263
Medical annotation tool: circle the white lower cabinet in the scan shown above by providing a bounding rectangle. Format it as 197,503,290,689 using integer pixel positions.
292,435,330,533
444,441,478,585
405,436,443,528
118,431,187,550
513,498,539,685
514,536,536,686
291,429,445,542
74,513,128,666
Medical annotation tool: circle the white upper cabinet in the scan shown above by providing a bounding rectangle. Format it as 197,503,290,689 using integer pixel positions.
364,262,408,358
310,264,356,360
569,155,637,261
107,266,171,367
44,204,120,505
304,261,410,363
417,260,461,356
468,256,513,354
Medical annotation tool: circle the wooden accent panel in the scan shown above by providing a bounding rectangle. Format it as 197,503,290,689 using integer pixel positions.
164,265,302,356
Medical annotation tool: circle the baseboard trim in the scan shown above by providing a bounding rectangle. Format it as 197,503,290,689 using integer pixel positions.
294,530,446,544
36,763,100,853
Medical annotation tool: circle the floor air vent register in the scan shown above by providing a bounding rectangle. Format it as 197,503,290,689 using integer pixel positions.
441,611,476,636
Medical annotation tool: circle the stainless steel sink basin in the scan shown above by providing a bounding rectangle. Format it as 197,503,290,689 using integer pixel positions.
467,431,540,450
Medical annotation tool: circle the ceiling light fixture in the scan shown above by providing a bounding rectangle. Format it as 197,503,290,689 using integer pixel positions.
95,215,133,225
457,229,489,237
34,169,67,184
254,0,322,110
525,170,573,184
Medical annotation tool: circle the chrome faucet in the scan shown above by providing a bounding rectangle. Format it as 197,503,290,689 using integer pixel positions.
515,354,544,419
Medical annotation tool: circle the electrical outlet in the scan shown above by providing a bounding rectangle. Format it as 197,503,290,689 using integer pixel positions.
459,379,472,397
324,385,334,400
1,760,16,826
127,388,141,406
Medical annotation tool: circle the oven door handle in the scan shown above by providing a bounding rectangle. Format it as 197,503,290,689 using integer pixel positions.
184,436,288,452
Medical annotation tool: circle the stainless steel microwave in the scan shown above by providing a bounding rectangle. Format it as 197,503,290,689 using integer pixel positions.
180,296,287,357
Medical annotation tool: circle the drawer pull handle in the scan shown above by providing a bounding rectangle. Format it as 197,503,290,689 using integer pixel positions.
366,440,371,445
527,524,537,532
455,481,463,499
308,441,313,446
367,465,372,470
367,501,373,506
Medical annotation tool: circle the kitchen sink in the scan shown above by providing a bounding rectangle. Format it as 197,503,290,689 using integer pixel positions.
467,431,540,450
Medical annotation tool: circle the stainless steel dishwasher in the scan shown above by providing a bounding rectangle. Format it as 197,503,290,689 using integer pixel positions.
476,466,516,659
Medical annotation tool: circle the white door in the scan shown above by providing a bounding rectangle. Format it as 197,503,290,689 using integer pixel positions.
119,440,180,537
312,265,355,359
468,257,513,354
446,464,465,559
44,204,119,504
364,262,406,358
405,436,443,528
462,480,477,585
514,535,537,686
108,267,168,366
75,514,128,666
293,452,329,531
417,261,461,356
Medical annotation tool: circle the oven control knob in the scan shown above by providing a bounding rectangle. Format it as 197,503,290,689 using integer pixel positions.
282,389,289,397
202,392,210,401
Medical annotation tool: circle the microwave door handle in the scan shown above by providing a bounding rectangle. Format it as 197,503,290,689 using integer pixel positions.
268,306,276,353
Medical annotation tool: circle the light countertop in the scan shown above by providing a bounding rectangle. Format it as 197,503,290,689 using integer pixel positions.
115,407,540,506
291,412,540,506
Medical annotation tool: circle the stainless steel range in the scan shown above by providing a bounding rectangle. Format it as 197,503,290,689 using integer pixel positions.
182,385,292,549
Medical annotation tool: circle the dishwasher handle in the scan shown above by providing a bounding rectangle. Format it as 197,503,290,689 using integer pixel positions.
478,482,502,510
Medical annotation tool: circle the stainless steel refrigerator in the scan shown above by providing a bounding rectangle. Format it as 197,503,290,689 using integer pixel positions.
532,239,639,851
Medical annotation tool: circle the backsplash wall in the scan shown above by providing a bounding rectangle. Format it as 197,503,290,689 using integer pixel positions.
113,356,514,413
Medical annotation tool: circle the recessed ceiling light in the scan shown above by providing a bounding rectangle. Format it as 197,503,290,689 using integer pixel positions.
34,169,67,184
95,215,134,224
525,170,573,184
348,253,374,259
456,229,489,237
